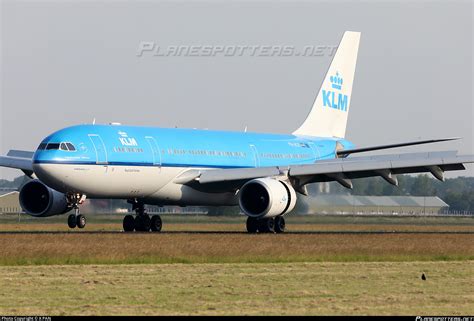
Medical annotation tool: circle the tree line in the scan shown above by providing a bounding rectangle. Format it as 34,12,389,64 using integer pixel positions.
312,175,474,212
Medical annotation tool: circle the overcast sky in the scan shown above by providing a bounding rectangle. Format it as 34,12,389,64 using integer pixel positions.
1,0,473,179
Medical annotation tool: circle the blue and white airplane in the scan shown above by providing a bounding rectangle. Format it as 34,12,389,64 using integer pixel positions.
1,31,473,233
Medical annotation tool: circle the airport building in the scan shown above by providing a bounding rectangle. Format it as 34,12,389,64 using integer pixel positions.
303,195,449,215
0,191,21,214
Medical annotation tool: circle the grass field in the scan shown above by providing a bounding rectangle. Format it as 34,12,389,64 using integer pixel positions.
0,214,472,315
0,214,473,265
0,262,472,315
0,232,473,265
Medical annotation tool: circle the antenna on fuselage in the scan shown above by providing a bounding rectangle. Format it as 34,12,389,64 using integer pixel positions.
92,118,96,125
244,126,248,132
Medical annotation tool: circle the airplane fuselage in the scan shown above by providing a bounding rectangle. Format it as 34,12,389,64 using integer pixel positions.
33,124,354,205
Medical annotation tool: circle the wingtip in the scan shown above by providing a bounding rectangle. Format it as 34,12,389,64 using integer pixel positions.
439,137,461,142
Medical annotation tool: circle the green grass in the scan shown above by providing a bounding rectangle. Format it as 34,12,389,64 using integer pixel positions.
0,215,472,315
0,232,472,266
0,261,472,315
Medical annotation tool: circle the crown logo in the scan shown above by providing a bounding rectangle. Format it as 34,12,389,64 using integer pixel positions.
330,72,343,90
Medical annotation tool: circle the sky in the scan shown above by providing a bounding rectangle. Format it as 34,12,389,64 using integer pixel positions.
1,0,473,179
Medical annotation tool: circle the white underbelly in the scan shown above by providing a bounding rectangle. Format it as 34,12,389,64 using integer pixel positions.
34,163,175,198
33,163,238,206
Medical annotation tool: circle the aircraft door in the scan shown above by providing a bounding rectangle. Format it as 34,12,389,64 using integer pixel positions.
88,134,108,164
249,144,260,167
145,136,161,166
308,142,321,161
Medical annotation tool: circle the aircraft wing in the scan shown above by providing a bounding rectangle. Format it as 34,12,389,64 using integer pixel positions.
0,150,35,177
178,151,474,194
336,138,460,157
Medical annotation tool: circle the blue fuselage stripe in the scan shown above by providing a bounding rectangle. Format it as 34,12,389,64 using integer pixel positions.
32,124,355,168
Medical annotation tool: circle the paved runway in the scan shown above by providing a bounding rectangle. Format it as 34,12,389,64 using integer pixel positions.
0,230,472,235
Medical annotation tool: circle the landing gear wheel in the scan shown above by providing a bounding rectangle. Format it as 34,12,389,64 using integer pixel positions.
76,214,86,229
128,199,153,232
135,214,151,232
142,215,151,231
123,215,135,232
150,215,162,232
246,217,258,233
134,215,143,232
68,214,77,229
259,218,275,233
274,216,286,233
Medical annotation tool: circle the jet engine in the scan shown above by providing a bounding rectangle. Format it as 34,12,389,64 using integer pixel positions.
19,180,71,217
238,178,297,218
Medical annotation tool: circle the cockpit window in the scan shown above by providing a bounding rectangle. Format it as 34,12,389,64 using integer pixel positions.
37,143,47,150
66,143,76,151
43,142,76,151
46,143,60,150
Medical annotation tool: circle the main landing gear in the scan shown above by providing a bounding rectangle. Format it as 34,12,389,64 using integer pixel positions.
246,216,286,233
67,194,87,229
123,200,162,232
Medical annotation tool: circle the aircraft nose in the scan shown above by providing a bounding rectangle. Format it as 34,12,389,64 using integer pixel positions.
32,161,67,192
33,162,54,180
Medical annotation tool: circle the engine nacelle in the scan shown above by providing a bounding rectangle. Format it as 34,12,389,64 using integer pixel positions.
19,180,71,217
239,178,297,218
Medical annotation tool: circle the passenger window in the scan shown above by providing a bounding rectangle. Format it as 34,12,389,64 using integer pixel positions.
46,143,60,150
66,143,76,151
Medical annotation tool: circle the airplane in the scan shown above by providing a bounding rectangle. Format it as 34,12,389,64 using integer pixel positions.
1,31,472,233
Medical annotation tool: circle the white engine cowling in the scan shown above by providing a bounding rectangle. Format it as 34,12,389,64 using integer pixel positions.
239,178,297,218
19,180,72,217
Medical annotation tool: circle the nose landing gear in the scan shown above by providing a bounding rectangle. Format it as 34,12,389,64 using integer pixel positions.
67,194,87,229
124,199,162,233
67,211,86,229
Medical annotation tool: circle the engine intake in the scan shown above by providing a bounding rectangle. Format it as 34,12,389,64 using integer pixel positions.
239,178,297,218
19,180,71,217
